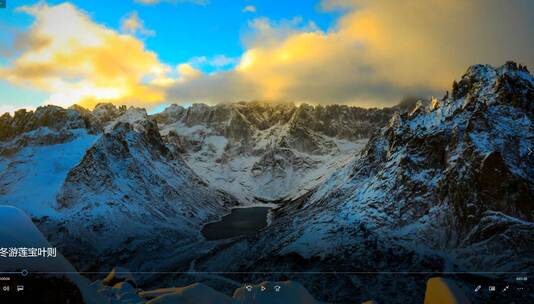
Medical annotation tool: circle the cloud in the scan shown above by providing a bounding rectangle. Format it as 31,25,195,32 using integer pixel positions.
210,55,240,68
135,0,159,3
242,5,256,13
121,11,155,36
2,0,533,110
166,0,534,107
134,0,209,6
177,63,202,79
0,3,170,109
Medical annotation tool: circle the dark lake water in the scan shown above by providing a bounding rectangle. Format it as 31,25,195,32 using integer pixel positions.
202,207,271,241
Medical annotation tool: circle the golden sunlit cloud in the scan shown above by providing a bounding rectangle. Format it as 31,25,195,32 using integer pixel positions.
0,2,170,109
168,0,534,107
177,64,202,80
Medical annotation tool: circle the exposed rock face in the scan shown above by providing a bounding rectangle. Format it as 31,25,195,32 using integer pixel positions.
4,275,85,303
0,205,483,304
91,102,126,125
154,101,393,142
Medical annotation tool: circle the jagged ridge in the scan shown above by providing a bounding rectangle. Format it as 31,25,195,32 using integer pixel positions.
189,62,534,303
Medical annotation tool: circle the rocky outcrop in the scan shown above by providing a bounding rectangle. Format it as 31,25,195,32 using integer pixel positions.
91,102,126,125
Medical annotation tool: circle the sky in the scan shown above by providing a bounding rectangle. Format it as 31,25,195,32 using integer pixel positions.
0,0,533,114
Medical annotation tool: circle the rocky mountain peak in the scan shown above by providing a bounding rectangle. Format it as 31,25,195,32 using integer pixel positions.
450,62,534,114
0,105,93,141
359,62,534,239
105,107,149,131
91,102,126,124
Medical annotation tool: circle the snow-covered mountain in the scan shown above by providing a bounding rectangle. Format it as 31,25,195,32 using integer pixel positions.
0,105,237,274
190,62,534,303
0,99,392,275
268,62,534,261
153,101,393,201
1,62,532,303
286,62,534,265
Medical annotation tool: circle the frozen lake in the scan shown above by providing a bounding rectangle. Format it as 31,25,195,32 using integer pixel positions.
202,207,271,240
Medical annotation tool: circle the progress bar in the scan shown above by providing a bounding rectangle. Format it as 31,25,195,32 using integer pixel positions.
3,271,528,275
0,269,29,276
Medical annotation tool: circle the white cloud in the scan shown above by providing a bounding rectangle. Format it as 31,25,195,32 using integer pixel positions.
242,5,256,13
189,55,240,69
134,0,209,6
121,11,155,36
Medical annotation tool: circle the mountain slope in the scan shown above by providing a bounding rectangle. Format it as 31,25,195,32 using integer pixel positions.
0,106,100,216
0,106,237,274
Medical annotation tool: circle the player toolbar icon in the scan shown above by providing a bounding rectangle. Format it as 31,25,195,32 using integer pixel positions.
474,285,481,293
245,285,252,292
16,285,24,292
274,285,281,292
